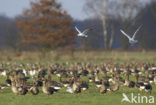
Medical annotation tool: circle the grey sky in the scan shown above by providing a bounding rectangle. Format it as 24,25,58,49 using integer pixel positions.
0,0,87,20
0,0,151,20
57,0,88,20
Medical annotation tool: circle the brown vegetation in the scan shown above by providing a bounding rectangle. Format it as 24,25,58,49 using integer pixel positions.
17,0,75,53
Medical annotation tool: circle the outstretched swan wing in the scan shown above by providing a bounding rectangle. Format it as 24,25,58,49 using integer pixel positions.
120,29,131,39
75,26,81,34
132,25,142,39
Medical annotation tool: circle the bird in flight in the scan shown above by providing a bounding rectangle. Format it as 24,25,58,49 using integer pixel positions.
75,26,93,37
120,25,142,45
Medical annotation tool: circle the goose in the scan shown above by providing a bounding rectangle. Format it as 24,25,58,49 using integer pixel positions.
120,25,142,45
22,69,27,76
42,79,58,95
17,86,28,95
94,73,102,89
29,69,37,77
0,69,7,76
66,78,74,94
59,77,71,87
135,73,146,93
153,73,156,84
100,83,107,94
35,78,43,86
100,79,109,94
38,69,47,78
124,70,135,88
14,75,28,95
30,82,39,95
6,74,11,86
72,81,81,93
11,80,19,94
124,79,135,88
75,26,93,37
110,82,119,92
144,81,152,94
66,86,73,93
80,81,89,91
47,75,62,90
0,83,8,92
71,77,81,94
88,76,94,83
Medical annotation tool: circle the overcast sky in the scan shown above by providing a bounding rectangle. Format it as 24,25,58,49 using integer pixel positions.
0,0,151,20
0,0,88,20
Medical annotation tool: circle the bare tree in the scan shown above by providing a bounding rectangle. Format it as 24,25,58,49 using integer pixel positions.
84,0,111,49
150,0,156,18
4,19,21,51
84,0,142,49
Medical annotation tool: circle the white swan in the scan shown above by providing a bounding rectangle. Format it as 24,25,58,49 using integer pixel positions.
75,26,92,37
120,25,142,45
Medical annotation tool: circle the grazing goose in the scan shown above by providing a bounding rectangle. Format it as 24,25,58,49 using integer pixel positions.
94,79,102,89
29,69,37,77
22,69,27,76
110,82,120,92
11,80,19,94
144,84,152,94
38,69,47,78
6,74,11,86
0,83,8,92
66,79,75,94
100,84,107,94
47,75,62,90
81,69,89,76
94,72,102,89
88,76,94,83
124,79,135,88
135,73,145,93
56,69,68,78
59,77,71,87
80,81,89,91
42,79,57,95
153,73,156,84
0,69,7,76
144,80,152,94
124,71,135,88
100,79,109,94
66,86,73,93
35,78,43,86
72,78,81,94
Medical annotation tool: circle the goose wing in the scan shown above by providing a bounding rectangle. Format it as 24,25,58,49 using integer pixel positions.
120,29,131,39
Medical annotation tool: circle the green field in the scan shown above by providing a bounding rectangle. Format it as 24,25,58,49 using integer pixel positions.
0,51,156,105
0,75,156,105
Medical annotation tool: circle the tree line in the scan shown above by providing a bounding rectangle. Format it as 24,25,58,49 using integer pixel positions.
0,0,156,53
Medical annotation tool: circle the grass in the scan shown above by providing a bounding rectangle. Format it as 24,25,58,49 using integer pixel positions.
0,50,156,105
0,79,156,105
0,73,156,105
0,50,156,62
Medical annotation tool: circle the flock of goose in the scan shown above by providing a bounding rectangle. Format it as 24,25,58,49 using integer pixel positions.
0,62,156,95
